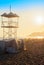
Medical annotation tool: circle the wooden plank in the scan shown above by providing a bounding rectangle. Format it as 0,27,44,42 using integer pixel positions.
1,26,18,28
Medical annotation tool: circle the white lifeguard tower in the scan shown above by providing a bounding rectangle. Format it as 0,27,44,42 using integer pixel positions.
1,7,19,40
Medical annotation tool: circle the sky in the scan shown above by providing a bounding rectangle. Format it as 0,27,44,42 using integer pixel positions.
0,0,44,39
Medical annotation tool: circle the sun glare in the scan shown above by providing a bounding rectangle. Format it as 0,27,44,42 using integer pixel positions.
30,36,44,39
37,36,44,39
35,16,43,25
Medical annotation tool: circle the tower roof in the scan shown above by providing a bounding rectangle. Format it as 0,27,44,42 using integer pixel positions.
1,13,7,17
1,12,19,18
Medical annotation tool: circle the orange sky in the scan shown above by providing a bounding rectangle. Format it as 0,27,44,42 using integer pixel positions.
0,7,44,39
17,8,44,38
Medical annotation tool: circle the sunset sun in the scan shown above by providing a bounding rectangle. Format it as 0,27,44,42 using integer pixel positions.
35,16,43,25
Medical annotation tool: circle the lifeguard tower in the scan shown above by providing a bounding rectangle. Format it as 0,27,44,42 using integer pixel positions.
1,7,19,40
